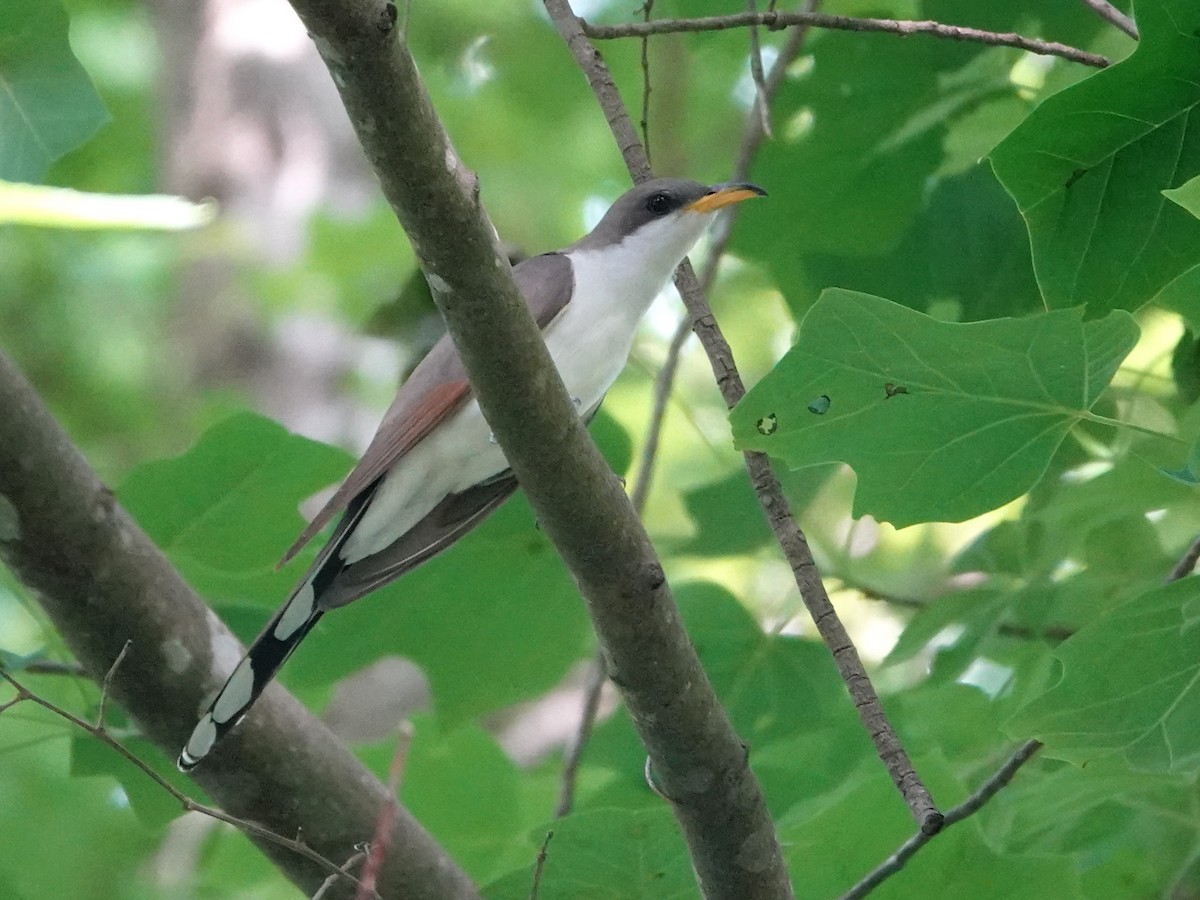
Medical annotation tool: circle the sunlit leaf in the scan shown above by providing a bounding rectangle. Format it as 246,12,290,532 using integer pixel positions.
0,0,108,181
730,290,1139,526
990,0,1200,313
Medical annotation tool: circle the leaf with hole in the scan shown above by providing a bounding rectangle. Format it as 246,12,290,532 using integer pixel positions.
730,290,1138,526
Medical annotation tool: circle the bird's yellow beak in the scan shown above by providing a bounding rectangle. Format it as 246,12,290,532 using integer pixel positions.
685,182,768,214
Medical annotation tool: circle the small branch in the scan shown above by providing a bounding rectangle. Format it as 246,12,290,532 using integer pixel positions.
546,0,942,835
582,11,1110,69
96,639,130,730
314,851,368,900
1077,0,1138,40
745,0,773,140
21,659,86,677
554,654,608,817
629,1,816,513
0,668,374,897
1167,534,1200,583
840,741,1043,899
639,1,653,166
529,830,554,900
357,724,413,900
846,580,1074,644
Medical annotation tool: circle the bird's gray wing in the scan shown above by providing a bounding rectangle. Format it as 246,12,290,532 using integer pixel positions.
279,252,573,566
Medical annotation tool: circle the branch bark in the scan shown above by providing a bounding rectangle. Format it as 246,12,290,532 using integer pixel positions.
282,1,791,897
581,11,1110,69
0,351,478,900
543,0,942,834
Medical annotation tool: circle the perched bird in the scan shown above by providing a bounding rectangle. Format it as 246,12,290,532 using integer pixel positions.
178,177,766,770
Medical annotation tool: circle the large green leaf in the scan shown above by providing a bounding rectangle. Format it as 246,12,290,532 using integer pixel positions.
730,290,1139,526
117,412,353,573
990,0,1200,313
1008,579,1200,773
0,0,108,182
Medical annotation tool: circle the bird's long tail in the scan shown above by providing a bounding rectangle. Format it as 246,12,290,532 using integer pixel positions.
177,573,328,771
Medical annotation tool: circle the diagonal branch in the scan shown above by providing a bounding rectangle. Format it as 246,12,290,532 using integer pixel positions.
282,2,792,897
1077,0,1138,40
0,350,478,900
544,0,943,834
581,11,1110,69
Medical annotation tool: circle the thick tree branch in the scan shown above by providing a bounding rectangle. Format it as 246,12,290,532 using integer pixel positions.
544,0,942,834
283,2,791,897
582,11,1110,69
0,351,478,900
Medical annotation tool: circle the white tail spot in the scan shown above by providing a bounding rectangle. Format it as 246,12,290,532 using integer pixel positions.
212,657,255,724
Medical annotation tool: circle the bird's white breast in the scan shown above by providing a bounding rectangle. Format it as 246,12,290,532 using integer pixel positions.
343,210,714,563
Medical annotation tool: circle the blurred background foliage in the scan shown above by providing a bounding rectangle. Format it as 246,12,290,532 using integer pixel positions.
5,0,1200,898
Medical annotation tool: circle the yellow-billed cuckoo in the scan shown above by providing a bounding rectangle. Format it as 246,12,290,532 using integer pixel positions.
179,178,766,770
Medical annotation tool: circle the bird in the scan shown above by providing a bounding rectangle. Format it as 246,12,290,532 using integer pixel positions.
178,177,766,770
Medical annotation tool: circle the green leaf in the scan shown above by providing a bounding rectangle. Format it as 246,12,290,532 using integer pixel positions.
675,582,853,746
0,0,108,182
484,808,694,900
795,168,1044,324
1164,173,1200,219
69,736,181,828
117,412,352,573
989,0,1200,313
1008,579,1200,772
730,291,1139,526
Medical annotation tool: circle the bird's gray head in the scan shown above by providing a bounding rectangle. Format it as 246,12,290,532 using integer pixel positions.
571,178,767,253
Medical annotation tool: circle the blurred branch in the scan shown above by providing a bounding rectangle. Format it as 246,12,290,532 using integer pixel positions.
840,741,1043,900
554,654,608,817
20,658,87,677
0,349,478,900
283,1,790,896
582,12,1110,69
0,665,373,898
1167,534,1200,583
545,0,943,835
1077,0,1138,40
846,581,1075,644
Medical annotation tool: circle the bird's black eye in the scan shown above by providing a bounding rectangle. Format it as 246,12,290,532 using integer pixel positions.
646,192,672,215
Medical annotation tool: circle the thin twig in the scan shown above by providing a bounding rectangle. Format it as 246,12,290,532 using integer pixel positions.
529,830,554,899
20,659,87,677
639,1,654,166
96,639,130,730
1077,0,1138,40
582,11,1110,69
555,655,608,817
545,0,943,833
357,724,413,900
1167,534,1200,583
313,850,367,900
840,740,1043,899
0,668,374,897
629,2,815,513
745,0,773,140
847,581,1075,644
